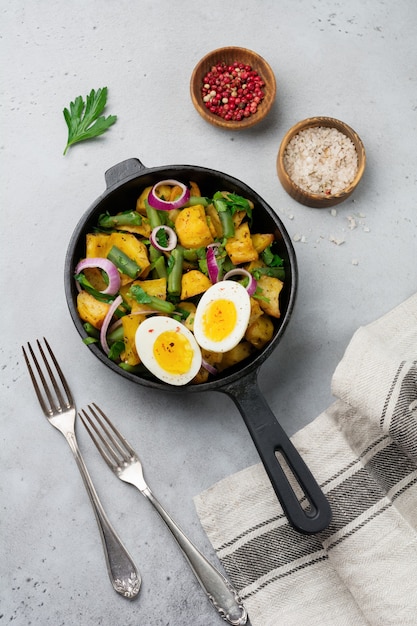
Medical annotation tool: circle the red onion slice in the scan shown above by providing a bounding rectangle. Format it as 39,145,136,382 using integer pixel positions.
150,226,177,251
202,359,218,375
223,268,257,296
100,295,123,355
206,243,221,283
75,258,121,295
148,179,190,211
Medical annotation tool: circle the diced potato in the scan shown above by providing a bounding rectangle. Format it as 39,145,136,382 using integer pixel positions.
121,314,145,366
175,205,214,248
245,314,274,349
155,184,172,201
192,367,210,385
135,277,167,299
181,270,212,300
107,232,150,281
189,181,201,197
202,348,223,368
136,186,153,214
245,259,267,273
77,291,110,329
86,233,110,258
82,267,108,291
217,341,254,372
205,203,223,238
170,185,184,202
225,222,259,265
178,301,197,332
86,231,152,278
232,210,246,229
248,297,264,326
251,233,274,254
257,275,283,318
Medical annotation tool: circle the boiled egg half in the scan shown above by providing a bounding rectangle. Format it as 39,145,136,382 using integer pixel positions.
135,316,202,386
193,280,251,353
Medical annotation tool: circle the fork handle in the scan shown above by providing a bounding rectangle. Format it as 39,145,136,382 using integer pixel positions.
65,433,141,599
143,487,247,625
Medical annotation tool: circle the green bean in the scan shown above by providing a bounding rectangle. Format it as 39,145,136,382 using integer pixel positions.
213,195,235,238
98,211,142,229
167,247,184,297
218,210,235,238
145,199,164,229
185,196,210,207
107,325,125,344
152,254,167,279
107,245,140,279
83,322,100,338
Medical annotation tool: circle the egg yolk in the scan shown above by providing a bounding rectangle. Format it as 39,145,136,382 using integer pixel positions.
153,330,194,375
202,299,237,342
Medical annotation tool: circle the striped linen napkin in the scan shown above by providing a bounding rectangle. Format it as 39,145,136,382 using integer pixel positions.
194,293,417,626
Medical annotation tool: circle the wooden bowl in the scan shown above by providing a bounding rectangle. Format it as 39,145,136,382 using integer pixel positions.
276,117,366,208
190,46,276,130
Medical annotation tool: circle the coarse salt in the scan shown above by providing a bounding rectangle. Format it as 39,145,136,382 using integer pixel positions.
283,126,358,195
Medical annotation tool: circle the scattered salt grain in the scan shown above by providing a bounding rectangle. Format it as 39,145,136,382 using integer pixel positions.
352,259,359,266
283,126,358,195
347,215,357,229
329,235,345,245
330,208,338,216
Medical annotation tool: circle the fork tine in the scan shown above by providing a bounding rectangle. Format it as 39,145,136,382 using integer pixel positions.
22,341,56,415
79,403,135,472
36,339,66,410
42,337,74,408
79,406,118,469
91,403,137,458
22,338,74,416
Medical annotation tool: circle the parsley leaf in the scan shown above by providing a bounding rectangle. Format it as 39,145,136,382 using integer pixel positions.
128,285,152,305
261,245,284,267
108,340,125,362
223,192,253,222
155,227,168,249
63,87,117,155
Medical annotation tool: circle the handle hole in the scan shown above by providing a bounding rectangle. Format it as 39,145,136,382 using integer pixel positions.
275,450,315,515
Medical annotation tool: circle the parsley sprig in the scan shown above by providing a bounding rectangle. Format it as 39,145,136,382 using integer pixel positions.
63,87,117,155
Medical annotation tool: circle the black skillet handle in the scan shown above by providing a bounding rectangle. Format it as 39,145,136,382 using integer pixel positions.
104,158,147,189
223,375,332,534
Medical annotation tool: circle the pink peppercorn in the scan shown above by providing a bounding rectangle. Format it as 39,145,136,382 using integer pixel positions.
201,61,265,122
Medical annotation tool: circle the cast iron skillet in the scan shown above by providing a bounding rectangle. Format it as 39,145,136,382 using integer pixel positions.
64,158,332,534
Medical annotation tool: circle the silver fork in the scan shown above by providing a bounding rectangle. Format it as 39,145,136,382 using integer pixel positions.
22,338,141,599
80,403,248,626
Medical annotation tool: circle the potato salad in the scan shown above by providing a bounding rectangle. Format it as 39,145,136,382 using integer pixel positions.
74,179,285,385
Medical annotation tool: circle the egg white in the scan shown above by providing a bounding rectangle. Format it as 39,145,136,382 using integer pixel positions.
135,316,202,386
193,280,251,353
